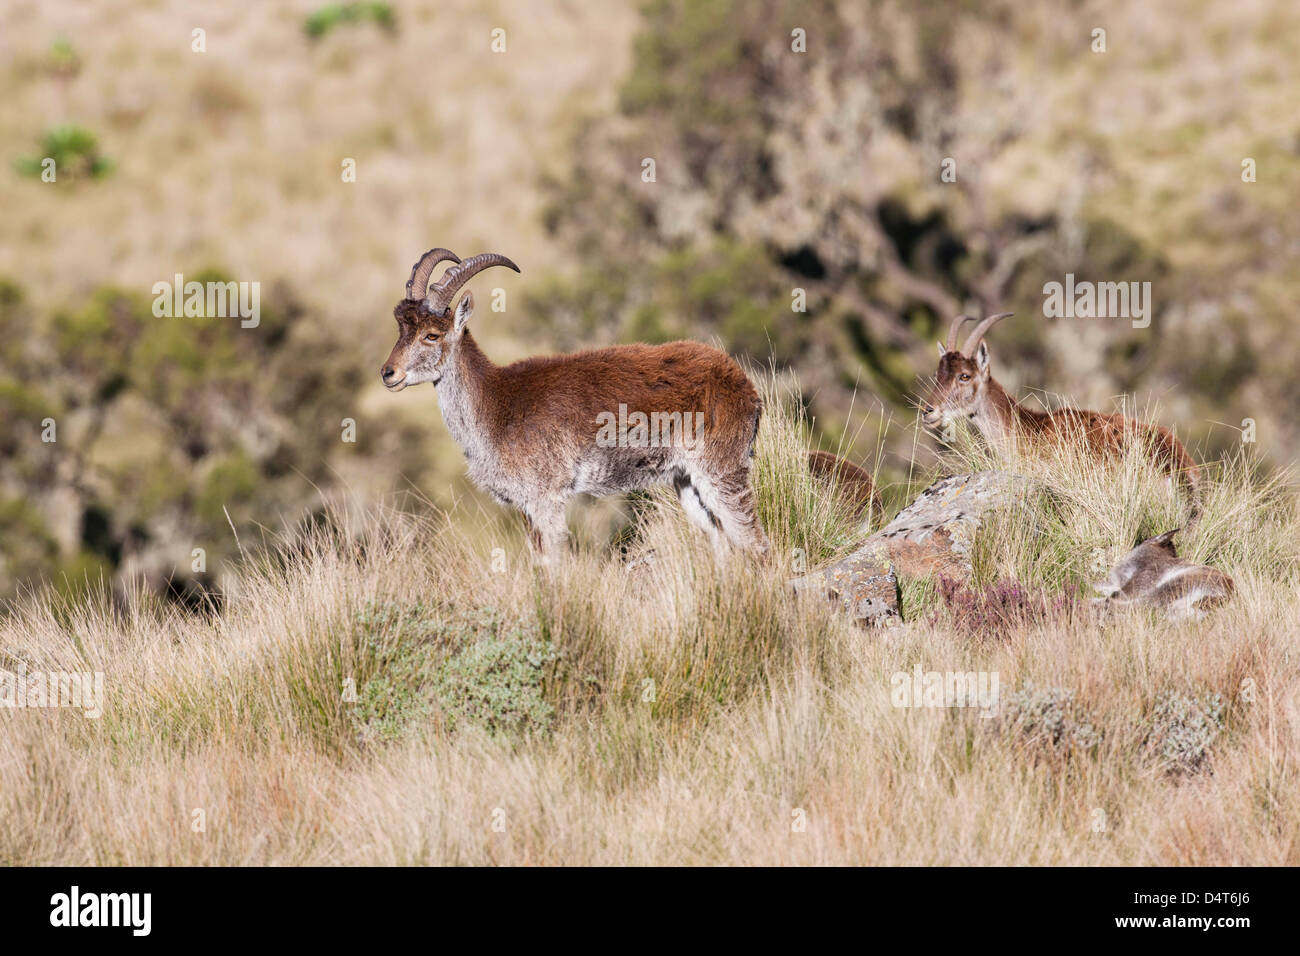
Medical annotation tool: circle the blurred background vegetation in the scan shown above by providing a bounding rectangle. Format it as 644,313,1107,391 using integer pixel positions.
2,0,1297,602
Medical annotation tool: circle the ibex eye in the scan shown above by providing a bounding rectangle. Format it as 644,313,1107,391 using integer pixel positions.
959,373,971,382
423,333,440,344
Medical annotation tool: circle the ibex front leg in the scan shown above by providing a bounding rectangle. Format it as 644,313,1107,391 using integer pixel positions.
523,503,571,565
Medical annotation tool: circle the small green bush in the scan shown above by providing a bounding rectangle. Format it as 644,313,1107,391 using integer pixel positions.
1144,690,1225,775
434,621,558,736
48,37,81,77
304,3,397,40
16,125,113,181
999,682,1101,754
350,604,558,744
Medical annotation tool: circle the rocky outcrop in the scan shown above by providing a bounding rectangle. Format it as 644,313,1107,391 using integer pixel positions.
791,471,1032,628
791,556,902,628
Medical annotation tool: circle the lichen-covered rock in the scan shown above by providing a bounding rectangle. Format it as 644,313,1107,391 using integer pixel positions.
791,553,901,628
864,471,1032,581
790,471,1031,627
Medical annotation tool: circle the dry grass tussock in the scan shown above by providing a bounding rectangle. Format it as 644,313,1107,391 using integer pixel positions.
1,376,1297,865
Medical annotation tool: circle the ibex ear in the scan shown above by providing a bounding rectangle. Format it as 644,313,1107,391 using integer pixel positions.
453,291,474,333
974,340,990,372
1142,528,1179,554
937,341,947,357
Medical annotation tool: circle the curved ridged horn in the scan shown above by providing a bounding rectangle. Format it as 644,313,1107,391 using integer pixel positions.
406,248,461,301
946,315,974,352
962,312,1014,355
426,252,521,315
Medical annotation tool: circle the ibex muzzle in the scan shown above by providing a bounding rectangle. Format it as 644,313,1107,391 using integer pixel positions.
382,249,518,391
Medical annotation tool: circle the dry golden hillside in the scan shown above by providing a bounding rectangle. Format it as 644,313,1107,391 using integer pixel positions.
1,1,1299,876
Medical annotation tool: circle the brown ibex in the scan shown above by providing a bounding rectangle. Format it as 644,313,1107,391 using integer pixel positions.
1092,529,1234,621
921,312,1202,517
807,449,883,524
381,248,772,562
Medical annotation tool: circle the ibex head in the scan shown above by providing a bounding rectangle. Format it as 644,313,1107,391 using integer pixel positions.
921,312,1013,431
381,248,520,390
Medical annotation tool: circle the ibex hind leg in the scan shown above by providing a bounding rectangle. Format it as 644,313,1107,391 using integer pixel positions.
688,466,771,560
672,471,728,558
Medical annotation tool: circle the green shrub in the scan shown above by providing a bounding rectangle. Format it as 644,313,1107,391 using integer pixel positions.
1143,690,1225,775
304,3,397,40
999,682,1101,754
16,125,112,181
47,37,81,78
350,604,558,743
434,619,558,736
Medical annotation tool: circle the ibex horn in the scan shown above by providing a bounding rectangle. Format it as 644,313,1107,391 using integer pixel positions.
406,248,461,301
946,315,975,352
426,252,521,315
962,312,1014,355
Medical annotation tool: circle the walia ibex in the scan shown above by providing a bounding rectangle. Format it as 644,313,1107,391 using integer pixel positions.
381,248,772,562
922,312,1203,517
1092,529,1234,621
807,449,883,524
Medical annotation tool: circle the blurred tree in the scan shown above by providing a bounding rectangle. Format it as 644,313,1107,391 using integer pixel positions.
0,275,413,604
531,0,1199,466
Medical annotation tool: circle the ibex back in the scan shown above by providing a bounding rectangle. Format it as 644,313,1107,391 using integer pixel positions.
922,312,1202,518
382,248,770,562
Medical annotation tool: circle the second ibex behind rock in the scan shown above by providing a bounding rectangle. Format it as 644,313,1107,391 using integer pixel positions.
922,312,1203,519
381,248,771,563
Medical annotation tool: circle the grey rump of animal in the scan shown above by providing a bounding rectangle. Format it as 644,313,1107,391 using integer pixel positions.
922,312,1203,521
381,247,773,563
1092,529,1234,621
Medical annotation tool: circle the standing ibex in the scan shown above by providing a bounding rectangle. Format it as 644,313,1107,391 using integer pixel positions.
381,248,771,562
922,312,1202,517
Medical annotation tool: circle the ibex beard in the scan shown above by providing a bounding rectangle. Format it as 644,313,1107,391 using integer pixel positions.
382,248,771,564
921,312,1203,519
